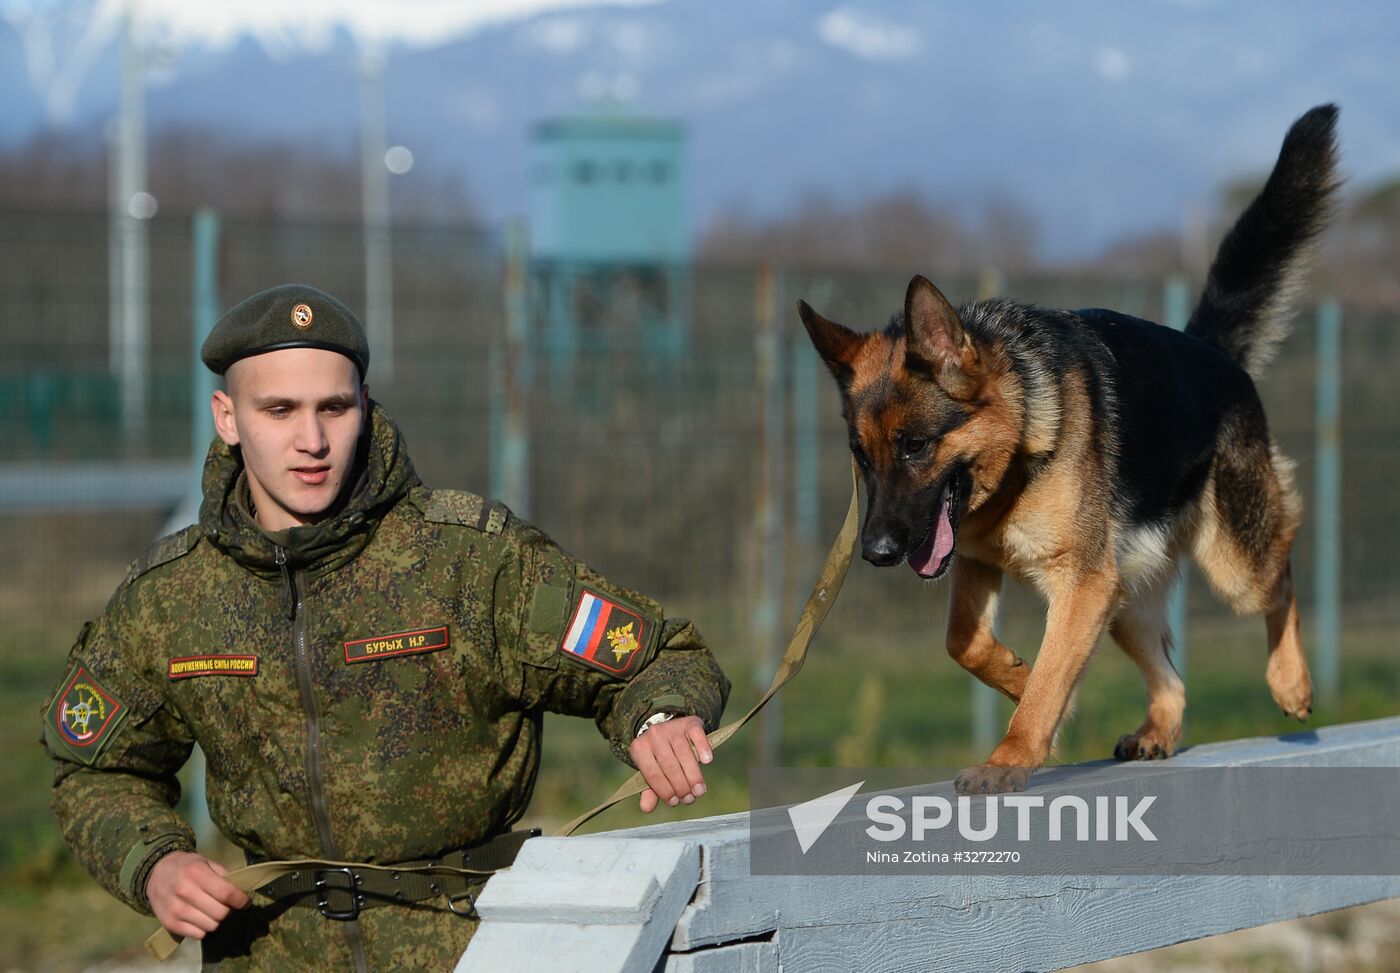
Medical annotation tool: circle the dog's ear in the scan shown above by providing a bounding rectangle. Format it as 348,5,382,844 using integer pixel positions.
904,275,980,398
798,299,862,385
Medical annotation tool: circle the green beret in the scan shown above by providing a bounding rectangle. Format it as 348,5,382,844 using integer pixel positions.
202,284,370,378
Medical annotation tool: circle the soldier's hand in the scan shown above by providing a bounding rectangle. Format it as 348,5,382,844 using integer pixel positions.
147,851,251,939
630,715,713,813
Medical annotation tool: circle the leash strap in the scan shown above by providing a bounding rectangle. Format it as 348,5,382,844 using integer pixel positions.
147,461,860,960
554,457,861,836
145,830,538,960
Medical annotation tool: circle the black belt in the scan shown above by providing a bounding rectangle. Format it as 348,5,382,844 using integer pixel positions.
254,828,540,921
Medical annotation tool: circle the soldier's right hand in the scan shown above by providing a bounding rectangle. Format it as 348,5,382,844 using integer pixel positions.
146,851,251,939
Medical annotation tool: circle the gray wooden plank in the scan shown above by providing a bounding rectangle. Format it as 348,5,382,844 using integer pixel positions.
767,875,1400,973
471,871,660,924
664,942,778,973
456,837,699,973
460,718,1400,971
666,717,1400,951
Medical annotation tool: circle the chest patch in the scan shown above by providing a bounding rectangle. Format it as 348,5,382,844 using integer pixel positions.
50,666,127,758
559,589,647,677
168,655,260,680
344,626,449,664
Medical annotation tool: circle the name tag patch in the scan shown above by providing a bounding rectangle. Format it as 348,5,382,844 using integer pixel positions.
345,626,449,664
168,655,260,679
558,589,647,677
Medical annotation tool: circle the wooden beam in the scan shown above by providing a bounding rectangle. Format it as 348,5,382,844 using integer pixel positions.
458,718,1400,973
456,837,700,973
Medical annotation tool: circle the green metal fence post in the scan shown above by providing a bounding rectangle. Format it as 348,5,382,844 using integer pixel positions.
1163,275,1191,681
1314,297,1342,712
492,220,532,516
192,210,219,470
753,266,787,767
790,283,821,554
185,207,220,849
972,270,1003,753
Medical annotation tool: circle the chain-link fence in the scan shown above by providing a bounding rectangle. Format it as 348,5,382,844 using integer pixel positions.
7,210,1395,619
3,207,1399,883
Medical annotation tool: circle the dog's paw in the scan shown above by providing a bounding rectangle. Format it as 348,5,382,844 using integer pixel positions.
1113,730,1177,761
954,763,1033,795
1266,653,1312,721
1269,684,1312,721
1271,646,1310,722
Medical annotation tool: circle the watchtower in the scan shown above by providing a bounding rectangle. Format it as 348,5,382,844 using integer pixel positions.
528,113,690,375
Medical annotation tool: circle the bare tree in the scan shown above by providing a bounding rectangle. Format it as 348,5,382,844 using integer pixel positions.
0,125,477,223
697,188,1005,272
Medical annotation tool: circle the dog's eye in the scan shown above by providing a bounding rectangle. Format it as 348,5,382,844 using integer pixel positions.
849,441,871,470
900,435,929,459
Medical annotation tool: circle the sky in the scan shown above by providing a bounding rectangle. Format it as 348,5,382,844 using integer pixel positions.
2,0,1397,259
4,0,664,123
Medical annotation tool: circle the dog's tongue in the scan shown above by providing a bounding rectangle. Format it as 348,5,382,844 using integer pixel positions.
908,495,956,577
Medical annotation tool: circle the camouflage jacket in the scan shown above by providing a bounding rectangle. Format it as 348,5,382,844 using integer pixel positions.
40,404,730,971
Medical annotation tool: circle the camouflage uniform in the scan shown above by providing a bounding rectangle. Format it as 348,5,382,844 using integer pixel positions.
40,404,730,971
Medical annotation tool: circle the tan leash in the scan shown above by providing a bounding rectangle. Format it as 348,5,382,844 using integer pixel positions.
145,856,507,960
554,457,861,836
147,460,861,960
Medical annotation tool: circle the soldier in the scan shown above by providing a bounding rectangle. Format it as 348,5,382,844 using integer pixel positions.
40,284,731,971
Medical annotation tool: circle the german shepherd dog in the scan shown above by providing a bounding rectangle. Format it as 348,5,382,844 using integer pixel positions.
800,105,1340,794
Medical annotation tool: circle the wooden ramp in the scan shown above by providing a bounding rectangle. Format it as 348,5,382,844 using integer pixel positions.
457,717,1400,973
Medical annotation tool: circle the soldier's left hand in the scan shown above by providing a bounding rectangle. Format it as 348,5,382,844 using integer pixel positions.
629,715,713,813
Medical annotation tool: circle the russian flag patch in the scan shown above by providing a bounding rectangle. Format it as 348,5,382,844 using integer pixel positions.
559,588,649,677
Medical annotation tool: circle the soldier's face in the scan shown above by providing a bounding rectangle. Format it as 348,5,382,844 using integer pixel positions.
211,349,368,532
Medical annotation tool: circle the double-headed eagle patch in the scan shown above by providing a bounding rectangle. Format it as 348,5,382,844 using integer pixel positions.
558,589,649,677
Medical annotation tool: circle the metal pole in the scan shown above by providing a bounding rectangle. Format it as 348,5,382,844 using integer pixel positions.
790,304,819,552
359,50,393,382
972,270,1003,752
192,210,220,475
1163,275,1191,680
1314,298,1342,711
182,208,221,849
107,123,122,378
791,278,831,560
491,221,531,515
753,266,786,767
116,2,149,445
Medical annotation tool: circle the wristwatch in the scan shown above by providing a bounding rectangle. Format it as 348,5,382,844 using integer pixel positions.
635,712,675,737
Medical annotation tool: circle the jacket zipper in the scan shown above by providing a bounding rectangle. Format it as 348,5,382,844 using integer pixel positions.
276,545,296,620
280,545,369,973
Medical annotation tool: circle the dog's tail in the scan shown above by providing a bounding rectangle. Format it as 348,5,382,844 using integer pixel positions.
1186,104,1341,382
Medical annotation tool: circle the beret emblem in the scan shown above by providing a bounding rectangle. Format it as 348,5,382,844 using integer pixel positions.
202,285,368,376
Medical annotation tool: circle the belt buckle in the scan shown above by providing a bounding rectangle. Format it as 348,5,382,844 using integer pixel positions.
314,867,362,921
447,890,476,917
